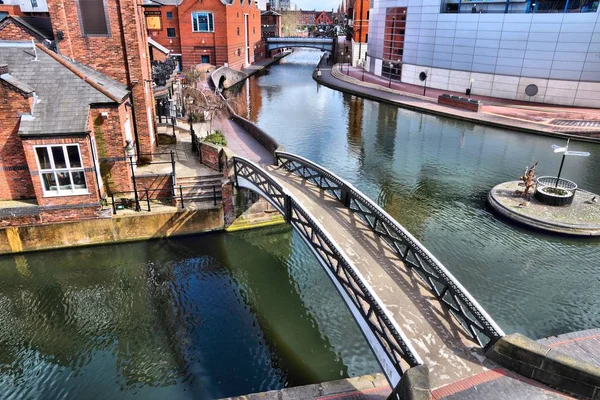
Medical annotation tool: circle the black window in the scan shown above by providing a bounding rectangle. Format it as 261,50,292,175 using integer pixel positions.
166,11,173,19
79,0,109,36
237,27,240,36
201,55,210,64
167,27,176,37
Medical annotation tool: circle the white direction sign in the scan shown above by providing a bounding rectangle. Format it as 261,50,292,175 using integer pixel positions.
553,147,567,153
564,150,590,157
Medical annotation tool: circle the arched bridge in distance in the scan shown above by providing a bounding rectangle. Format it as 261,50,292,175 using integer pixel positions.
266,37,334,53
231,151,507,396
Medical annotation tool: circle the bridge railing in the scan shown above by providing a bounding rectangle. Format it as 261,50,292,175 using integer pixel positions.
275,151,505,348
266,37,334,43
232,156,423,386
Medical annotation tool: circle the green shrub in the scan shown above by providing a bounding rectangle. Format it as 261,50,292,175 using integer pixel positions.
203,130,227,146
190,112,205,122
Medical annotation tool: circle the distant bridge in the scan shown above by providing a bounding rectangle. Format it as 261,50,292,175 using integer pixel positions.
266,37,334,52
232,151,504,392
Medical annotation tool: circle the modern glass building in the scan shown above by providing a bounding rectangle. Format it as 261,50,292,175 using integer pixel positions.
365,0,600,106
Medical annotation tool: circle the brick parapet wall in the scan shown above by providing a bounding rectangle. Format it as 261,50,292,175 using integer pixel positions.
136,174,173,200
0,81,35,201
199,142,222,171
438,95,481,112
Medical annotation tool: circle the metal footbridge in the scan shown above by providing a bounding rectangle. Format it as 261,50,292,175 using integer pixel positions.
266,37,334,52
232,151,505,393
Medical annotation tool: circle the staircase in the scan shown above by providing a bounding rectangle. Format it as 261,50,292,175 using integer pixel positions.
175,174,223,207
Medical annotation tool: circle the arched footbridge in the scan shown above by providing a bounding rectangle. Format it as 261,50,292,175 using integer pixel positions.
266,37,334,52
232,151,506,394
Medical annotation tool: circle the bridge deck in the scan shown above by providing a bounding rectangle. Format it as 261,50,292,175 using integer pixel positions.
266,166,495,389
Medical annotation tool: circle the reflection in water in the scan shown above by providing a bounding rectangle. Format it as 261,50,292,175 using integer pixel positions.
229,49,600,340
0,227,379,399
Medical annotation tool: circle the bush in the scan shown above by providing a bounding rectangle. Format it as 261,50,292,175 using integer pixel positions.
190,111,205,122
203,130,227,146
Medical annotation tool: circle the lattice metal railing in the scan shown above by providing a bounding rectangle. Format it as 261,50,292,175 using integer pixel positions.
275,151,505,348
232,156,422,384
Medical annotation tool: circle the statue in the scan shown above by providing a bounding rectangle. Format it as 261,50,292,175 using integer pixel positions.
518,161,538,199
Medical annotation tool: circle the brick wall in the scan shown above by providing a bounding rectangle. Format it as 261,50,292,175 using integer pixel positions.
147,5,181,55
174,0,262,70
0,5,24,16
0,18,37,41
90,103,134,195
0,81,35,201
200,142,221,171
47,0,157,156
137,174,173,200
21,136,101,208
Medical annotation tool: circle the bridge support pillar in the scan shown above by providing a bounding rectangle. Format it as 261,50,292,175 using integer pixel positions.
387,365,431,400
340,185,351,208
283,194,292,223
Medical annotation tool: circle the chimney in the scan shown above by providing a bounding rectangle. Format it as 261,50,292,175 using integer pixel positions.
266,2,271,11
0,64,8,75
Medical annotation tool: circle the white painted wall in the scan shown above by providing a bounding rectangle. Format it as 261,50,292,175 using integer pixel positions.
366,0,600,106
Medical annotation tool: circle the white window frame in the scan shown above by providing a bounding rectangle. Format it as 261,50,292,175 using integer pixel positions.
191,11,214,33
34,144,89,197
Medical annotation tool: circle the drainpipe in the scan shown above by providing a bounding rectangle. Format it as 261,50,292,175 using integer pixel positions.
87,133,103,198
357,0,363,66
116,0,142,158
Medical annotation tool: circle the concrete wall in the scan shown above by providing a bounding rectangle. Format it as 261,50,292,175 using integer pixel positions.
366,0,600,106
0,207,223,254
351,38,368,66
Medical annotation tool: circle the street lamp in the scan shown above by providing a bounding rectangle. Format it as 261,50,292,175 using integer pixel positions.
340,51,344,68
467,78,474,98
388,62,393,88
347,54,351,75
123,140,140,212
361,59,366,81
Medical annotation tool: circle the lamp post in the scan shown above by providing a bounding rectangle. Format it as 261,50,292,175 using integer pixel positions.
347,54,351,75
124,140,140,212
361,59,366,81
340,51,344,68
388,62,393,88
466,78,474,98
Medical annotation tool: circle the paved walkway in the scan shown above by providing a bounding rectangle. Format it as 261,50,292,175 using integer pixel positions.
213,115,273,164
316,58,600,141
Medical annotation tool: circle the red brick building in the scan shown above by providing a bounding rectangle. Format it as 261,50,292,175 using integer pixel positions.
261,5,281,38
0,0,173,226
348,0,369,66
315,11,333,26
47,0,157,157
0,41,133,225
145,0,263,71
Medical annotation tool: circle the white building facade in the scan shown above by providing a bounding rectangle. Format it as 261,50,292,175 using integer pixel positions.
365,1,600,107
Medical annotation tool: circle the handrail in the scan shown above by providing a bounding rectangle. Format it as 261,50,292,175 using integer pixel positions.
232,155,423,386
275,150,505,348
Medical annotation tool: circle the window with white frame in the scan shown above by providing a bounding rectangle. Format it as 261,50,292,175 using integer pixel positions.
35,145,88,196
191,12,214,32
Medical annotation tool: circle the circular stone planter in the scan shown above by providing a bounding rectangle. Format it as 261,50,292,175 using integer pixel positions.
487,181,600,236
534,176,577,207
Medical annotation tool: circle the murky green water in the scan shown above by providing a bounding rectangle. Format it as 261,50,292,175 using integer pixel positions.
0,228,379,399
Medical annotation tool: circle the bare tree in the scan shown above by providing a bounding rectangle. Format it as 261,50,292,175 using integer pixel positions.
280,10,300,36
182,68,226,135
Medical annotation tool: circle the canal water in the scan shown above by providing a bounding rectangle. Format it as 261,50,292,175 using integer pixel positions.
226,50,600,339
1,49,599,399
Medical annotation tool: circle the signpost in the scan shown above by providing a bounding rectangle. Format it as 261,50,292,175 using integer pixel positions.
551,139,590,187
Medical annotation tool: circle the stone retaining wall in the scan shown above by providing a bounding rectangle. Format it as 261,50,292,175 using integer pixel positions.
0,207,223,254
438,95,481,112
486,333,600,399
